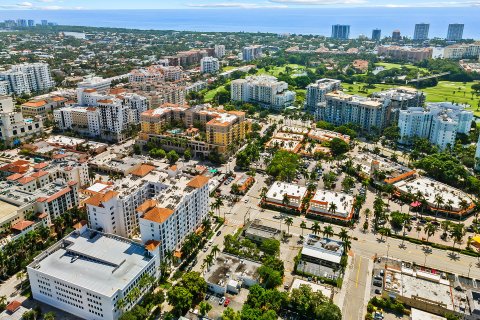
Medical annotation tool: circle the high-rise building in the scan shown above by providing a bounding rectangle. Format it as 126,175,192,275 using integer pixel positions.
398,103,473,149
304,79,341,117
27,20,35,27
242,45,263,62
372,87,425,125
331,25,350,40
200,57,220,74
214,45,226,58
392,30,401,41
372,29,382,42
16,19,27,27
41,20,48,26
231,75,295,110
27,225,161,320
446,24,464,41
0,63,55,95
414,23,430,41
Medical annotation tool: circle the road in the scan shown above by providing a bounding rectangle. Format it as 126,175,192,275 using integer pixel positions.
342,254,372,320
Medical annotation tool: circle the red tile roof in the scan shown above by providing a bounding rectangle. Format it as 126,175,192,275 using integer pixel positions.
11,220,34,231
30,170,49,178
142,207,174,224
6,173,24,181
145,240,161,251
84,190,118,207
131,164,156,177
6,300,21,313
33,162,49,170
17,176,35,185
187,175,209,188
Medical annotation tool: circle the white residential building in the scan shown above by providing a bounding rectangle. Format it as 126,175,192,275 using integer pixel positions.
214,45,226,58
321,91,390,131
200,57,220,74
0,95,43,146
398,102,473,149
27,225,160,320
264,181,307,210
444,42,480,59
304,78,341,117
138,175,210,259
84,166,210,258
242,45,263,62
128,65,183,83
0,63,54,95
231,75,295,110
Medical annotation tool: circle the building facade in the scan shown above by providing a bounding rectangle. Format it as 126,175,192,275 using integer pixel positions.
200,57,220,74
377,46,433,62
242,45,262,62
444,42,480,59
214,45,226,58
0,63,55,95
304,79,341,117
231,75,295,110
372,29,382,42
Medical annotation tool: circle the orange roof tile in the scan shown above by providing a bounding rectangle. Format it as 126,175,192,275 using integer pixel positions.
38,187,73,203
17,176,35,185
31,170,49,178
83,88,97,93
131,164,156,177
84,190,119,207
51,96,67,102
22,100,47,108
33,162,49,170
142,207,174,224
145,240,161,251
6,300,21,313
11,220,34,231
97,99,113,104
187,175,209,188
384,170,417,184
6,173,23,181
136,199,158,213
37,213,48,219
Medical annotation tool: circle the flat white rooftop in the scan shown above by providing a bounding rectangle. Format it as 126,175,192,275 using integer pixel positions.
309,189,354,218
29,229,154,297
266,182,307,203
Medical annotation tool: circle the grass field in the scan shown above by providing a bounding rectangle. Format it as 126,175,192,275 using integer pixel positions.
256,64,314,77
221,66,237,72
343,80,480,116
204,86,228,102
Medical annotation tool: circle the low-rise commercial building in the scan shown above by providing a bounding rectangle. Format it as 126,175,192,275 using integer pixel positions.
264,182,307,211
307,189,355,221
244,219,281,243
27,226,160,320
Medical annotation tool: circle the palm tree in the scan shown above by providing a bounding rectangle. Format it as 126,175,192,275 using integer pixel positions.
300,221,307,238
311,222,321,235
282,193,290,207
201,217,211,232
441,221,451,240
260,187,268,202
343,238,352,252
450,223,465,249
328,202,338,216
434,194,444,220
338,228,350,242
204,254,214,270
211,244,220,258
424,222,438,242
284,217,293,235
323,225,334,239
214,196,224,219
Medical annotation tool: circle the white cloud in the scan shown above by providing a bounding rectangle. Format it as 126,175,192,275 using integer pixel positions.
269,0,366,4
187,2,288,8
0,0,83,10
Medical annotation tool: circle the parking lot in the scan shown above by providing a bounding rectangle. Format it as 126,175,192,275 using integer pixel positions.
203,287,249,318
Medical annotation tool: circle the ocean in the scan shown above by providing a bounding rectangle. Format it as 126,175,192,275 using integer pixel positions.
0,8,479,39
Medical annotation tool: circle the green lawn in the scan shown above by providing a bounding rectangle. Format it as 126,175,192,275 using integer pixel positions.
221,66,237,72
256,64,314,77
343,80,480,116
204,86,228,102
375,62,428,73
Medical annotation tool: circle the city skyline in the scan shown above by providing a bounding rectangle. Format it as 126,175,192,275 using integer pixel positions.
1,0,480,10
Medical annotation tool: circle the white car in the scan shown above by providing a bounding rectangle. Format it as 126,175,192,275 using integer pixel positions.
219,297,226,305
244,199,248,203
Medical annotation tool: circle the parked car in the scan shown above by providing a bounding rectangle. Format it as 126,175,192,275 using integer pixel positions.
224,298,231,307
373,281,382,287
216,230,222,236
219,297,226,305
205,294,211,300
374,289,381,295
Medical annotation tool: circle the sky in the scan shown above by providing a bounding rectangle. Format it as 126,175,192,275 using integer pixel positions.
1,0,480,10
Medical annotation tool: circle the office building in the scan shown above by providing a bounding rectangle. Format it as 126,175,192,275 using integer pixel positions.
27,226,160,320
41,20,48,26
27,20,35,27
231,75,295,110
0,63,55,95
446,23,464,41
140,103,251,155
392,30,401,41
331,24,350,40
21,96,67,121
444,42,480,59
16,19,27,27
304,78,341,117
372,29,381,41
320,91,390,131
413,23,430,40
242,45,262,62
377,46,433,62
200,57,220,74
398,102,473,149
0,96,43,146
214,45,226,58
